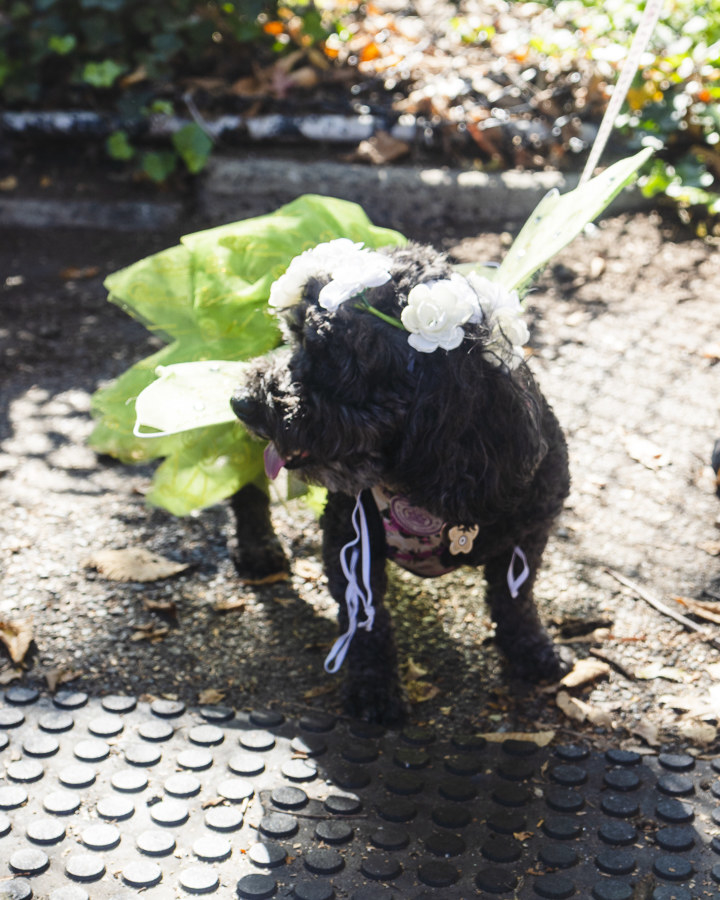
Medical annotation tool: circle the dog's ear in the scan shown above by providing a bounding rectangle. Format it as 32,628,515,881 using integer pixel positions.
396,349,549,524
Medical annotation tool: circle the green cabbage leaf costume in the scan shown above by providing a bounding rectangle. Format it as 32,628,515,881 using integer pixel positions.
90,149,651,515
89,194,406,514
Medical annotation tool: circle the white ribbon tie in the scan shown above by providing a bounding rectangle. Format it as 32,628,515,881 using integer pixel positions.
324,492,376,673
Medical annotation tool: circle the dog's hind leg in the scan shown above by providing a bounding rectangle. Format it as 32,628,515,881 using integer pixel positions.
484,538,573,682
322,491,407,724
228,483,289,584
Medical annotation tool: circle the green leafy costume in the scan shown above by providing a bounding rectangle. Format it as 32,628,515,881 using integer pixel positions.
90,151,651,515
89,194,406,515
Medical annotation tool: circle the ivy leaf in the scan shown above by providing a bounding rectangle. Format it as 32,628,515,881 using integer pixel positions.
141,150,177,183
172,123,213,175
106,129,134,161
82,59,126,87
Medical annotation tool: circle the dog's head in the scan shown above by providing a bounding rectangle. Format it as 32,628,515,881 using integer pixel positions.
232,242,547,521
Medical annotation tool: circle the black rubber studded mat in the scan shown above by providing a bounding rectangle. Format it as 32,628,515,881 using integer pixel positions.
1,687,720,899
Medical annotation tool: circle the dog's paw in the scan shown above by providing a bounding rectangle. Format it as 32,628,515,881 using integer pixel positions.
229,535,289,584
342,680,408,726
508,640,574,683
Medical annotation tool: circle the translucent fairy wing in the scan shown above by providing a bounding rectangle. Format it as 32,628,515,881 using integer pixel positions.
133,360,250,436
493,148,653,294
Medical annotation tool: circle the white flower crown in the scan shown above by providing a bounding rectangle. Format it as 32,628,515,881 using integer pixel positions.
268,239,528,370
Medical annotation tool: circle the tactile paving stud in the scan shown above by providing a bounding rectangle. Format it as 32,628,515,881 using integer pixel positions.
9,847,50,875
7,759,44,783
87,714,123,738
249,842,287,868
0,785,28,809
43,789,81,816
121,859,162,888
149,798,189,826
236,873,277,899
5,686,40,705
179,864,220,894
23,732,60,757
58,763,95,788
3,691,720,899
192,835,231,862
136,829,176,856
25,817,66,844
0,881,32,900
304,848,343,875
138,719,174,742
96,794,134,820
81,822,121,851
101,694,136,714
360,852,402,881
151,698,186,718
74,738,110,763
204,805,244,832
64,853,106,882
53,690,88,709
189,724,224,746
178,747,213,770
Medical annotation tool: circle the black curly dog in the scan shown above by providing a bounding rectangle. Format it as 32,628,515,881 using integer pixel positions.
232,243,571,723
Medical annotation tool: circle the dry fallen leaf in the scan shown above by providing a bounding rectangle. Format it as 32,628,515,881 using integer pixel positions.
143,598,178,616
0,619,34,664
303,683,335,700
559,658,611,689
623,434,671,470
405,657,429,681
84,548,189,582
677,718,717,745
698,541,720,557
45,668,82,692
130,624,170,643
673,595,720,624
239,570,289,586
631,720,660,747
0,668,22,685
480,731,555,747
294,560,323,581
213,598,246,613
406,681,441,703
59,265,101,281
636,663,688,683
353,131,410,165
198,688,226,705
556,690,613,727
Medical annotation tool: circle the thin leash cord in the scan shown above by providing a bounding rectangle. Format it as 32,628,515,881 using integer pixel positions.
323,493,375,674
579,0,665,185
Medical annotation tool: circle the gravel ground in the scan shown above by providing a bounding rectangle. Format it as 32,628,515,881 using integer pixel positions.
2,208,720,753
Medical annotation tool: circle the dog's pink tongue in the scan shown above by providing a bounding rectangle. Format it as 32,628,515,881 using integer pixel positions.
264,442,286,480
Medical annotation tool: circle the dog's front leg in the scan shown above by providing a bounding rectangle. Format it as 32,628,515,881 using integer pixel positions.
322,491,406,724
484,537,573,682
228,483,289,583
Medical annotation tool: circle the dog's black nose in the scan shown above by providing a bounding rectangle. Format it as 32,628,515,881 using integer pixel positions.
230,394,258,424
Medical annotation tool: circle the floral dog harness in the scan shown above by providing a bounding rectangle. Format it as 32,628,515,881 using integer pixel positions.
370,485,478,577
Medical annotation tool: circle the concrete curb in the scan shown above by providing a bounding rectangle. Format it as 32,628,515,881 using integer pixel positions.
201,156,650,232
0,156,652,233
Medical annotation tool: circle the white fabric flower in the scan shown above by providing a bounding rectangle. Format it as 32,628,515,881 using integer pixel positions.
466,273,528,369
401,276,479,353
268,239,391,312
318,253,392,311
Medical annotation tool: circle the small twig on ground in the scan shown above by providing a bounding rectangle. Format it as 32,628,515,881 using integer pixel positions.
606,568,720,652
589,646,636,681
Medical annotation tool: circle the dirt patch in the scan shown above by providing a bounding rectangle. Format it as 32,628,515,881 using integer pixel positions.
1,209,719,753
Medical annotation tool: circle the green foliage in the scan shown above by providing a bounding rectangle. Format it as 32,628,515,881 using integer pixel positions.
172,123,214,174
532,0,720,231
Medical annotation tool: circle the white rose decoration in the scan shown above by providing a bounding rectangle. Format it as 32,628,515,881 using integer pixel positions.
268,239,391,312
466,273,528,369
318,253,392,311
401,277,478,353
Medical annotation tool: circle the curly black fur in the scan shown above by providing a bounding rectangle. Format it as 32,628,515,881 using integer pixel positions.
232,243,571,723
